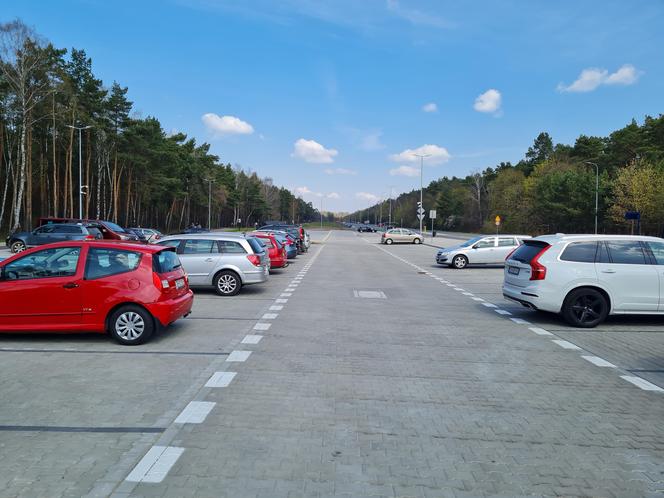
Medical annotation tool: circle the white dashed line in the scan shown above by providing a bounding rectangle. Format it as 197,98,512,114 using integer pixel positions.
453,288,464,292
462,292,474,296
510,318,530,325
241,334,263,344
269,305,283,311
482,302,498,308
472,297,485,302
174,401,216,424
253,322,271,331
126,446,185,483
529,327,553,336
280,293,292,297
226,350,252,362
275,299,288,304
552,340,582,350
205,371,237,388
620,376,663,392
495,309,512,315
262,313,278,320
581,356,616,368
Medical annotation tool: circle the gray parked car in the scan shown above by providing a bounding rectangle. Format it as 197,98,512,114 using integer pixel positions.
6,223,102,253
157,233,269,296
436,235,531,269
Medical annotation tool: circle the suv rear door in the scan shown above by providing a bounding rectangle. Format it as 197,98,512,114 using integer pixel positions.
504,240,550,287
645,240,664,311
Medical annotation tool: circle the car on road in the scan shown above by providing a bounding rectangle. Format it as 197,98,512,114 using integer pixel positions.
436,235,531,269
128,227,163,243
38,217,139,242
260,224,308,253
6,223,102,253
0,241,193,344
503,234,664,327
157,233,269,296
248,232,288,269
357,225,375,232
381,228,422,245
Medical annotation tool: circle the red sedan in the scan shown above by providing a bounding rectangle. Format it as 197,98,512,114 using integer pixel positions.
0,241,193,345
248,232,288,269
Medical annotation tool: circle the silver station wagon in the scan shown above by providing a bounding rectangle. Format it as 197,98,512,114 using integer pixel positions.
436,235,531,269
158,233,269,296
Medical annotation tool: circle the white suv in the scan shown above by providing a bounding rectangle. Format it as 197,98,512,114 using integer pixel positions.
503,234,664,327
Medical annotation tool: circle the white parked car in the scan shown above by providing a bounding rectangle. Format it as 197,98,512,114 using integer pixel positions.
436,235,531,269
503,234,664,327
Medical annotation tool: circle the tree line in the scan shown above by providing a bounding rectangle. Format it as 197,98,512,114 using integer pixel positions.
354,114,664,236
0,19,318,235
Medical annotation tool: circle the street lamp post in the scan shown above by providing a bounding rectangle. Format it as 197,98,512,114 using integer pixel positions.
414,153,431,236
320,197,323,229
66,124,93,219
585,161,599,234
205,178,214,229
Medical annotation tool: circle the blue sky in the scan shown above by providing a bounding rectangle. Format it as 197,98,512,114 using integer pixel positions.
8,0,664,212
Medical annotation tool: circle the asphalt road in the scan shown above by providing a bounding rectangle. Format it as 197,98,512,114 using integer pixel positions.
1,230,663,498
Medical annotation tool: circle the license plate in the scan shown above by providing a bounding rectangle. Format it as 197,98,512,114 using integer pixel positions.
508,266,520,275
175,278,185,289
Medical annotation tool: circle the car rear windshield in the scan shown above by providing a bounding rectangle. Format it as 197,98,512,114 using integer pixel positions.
510,240,549,263
246,237,265,254
102,220,127,233
153,249,182,273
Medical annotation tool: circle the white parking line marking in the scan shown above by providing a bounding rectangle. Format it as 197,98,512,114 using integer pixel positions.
253,323,271,331
582,356,616,368
262,313,278,320
495,309,512,315
529,327,553,336
472,297,485,302
174,401,216,424
482,302,498,308
453,288,465,292
242,334,263,344
510,318,531,325
269,305,284,311
275,299,288,304
126,446,185,483
620,376,664,392
446,284,455,287
552,340,582,350
226,350,252,362
205,371,237,388
462,292,474,296
280,293,292,297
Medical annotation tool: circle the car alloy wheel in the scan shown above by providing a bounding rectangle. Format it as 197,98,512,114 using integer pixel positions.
563,288,608,328
413,238,421,245
214,270,241,296
452,255,468,269
10,241,26,253
109,305,154,345
385,238,393,245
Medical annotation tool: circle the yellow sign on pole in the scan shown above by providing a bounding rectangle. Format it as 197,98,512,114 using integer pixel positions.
495,215,501,226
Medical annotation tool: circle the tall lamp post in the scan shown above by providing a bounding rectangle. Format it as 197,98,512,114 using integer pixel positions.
584,161,599,234
66,124,93,219
205,178,215,229
320,196,323,229
414,153,431,235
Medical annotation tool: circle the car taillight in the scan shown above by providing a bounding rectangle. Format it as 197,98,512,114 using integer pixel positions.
152,272,169,291
247,254,260,266
529,245,551,281
84,235,95,240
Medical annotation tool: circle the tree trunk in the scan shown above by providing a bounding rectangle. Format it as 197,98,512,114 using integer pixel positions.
11,108,28,231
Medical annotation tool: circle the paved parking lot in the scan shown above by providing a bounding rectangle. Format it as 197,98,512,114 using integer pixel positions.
1,230,663,497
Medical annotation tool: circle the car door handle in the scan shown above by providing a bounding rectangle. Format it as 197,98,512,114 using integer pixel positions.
63,282,79,289
601,269,616,274
205,258,214,262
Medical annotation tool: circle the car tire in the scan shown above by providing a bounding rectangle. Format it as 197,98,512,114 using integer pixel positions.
413,238,422,245
385,238,393,245
10,240,26,253
108,305,154,345
562,288,609,328
452,254,468,269
214,270,242,296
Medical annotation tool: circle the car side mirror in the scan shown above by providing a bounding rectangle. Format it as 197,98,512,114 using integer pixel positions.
472,244,479,249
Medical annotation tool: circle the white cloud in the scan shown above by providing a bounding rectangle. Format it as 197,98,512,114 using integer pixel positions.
360,130,384,151
291,138,338,164
356,192,380,203
327,192,340,199
422,102,438,113
389,165,420,177
389,144,451,165
201,113,254,136
324,167,357,175
294,186,314,196
558,64,643,93
386,0,452,29
473,89,502,113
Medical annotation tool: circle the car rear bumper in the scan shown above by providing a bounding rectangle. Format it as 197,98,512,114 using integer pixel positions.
270,257,288,268
502,283,560,313
148,290,194,326
243,268,269,284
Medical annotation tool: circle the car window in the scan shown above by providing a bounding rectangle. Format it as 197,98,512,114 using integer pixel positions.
218,240,246,254
182,239,215,254
86,227,103,239
159,239,182,249
646,241,664,265
560,241,597,263
153,249,182,273
497,237,516,247
3,246,80,280
606,240,647,265
476,238,495,248
246,237,264,254
101,221,127,233
597,242,610,263
85,247,142,279
35,225,55,234
57,225,83,234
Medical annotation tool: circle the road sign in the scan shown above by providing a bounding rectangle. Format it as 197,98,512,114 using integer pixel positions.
429,210,437,219
417,213,425,221
417,207,425,215
495,215,501,226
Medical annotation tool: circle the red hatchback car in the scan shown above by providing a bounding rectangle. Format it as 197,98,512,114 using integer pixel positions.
0,241,193,345
249,232,287,269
